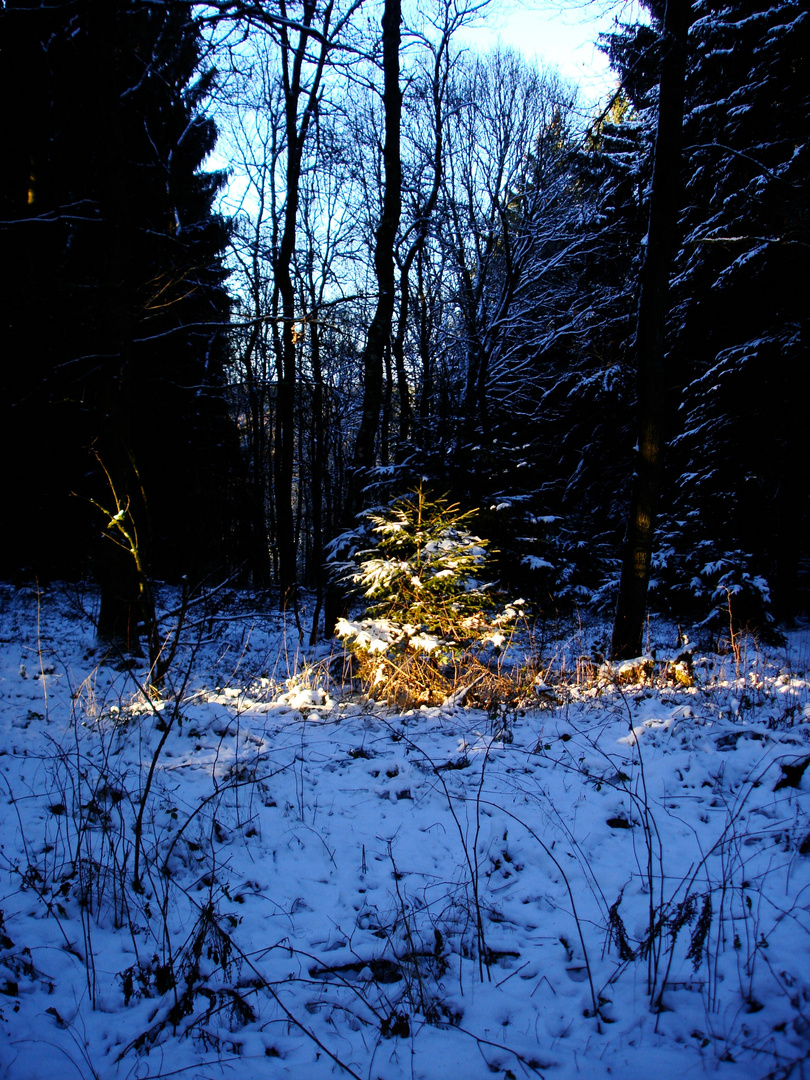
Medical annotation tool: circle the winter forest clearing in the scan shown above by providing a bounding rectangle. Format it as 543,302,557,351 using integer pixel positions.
1,0,808,1075
2,584,810,1079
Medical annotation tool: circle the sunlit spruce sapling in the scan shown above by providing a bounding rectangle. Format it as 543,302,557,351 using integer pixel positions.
336,487,525,692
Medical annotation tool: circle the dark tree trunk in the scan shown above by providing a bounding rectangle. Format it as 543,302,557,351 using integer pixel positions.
392,85,443,448
324,0,402,635
241,321,273,589
381,341,393,467
273,0,334,604
97,541,147,656
392,277,414,446
345,0,402,507
416,248,435,437
611,0,692,660
308,315,326,643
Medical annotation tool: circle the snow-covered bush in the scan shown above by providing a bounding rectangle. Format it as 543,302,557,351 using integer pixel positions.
336,487,531,707
652,521,777,644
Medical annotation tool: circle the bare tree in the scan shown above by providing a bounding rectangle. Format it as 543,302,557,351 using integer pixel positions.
221,45,286,587
294,129,367,638
272,0,366,604
215,0,365,602
390,0,487,449
347,0,403,497
435,49,576,441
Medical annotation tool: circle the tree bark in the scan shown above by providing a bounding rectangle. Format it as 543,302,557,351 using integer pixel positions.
346,0,402,502
391,27,449,449
307,313,326,643
323,0,402,635
611,0,692,660
273,0,335,604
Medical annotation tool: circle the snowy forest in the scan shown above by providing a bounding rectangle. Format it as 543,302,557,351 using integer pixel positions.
2,0,808,644
1,0,810,1078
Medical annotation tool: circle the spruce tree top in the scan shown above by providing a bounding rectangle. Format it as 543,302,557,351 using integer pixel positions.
353,487,495,638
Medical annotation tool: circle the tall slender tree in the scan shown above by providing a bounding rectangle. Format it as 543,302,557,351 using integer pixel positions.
611,0,692,659
348,0,403,497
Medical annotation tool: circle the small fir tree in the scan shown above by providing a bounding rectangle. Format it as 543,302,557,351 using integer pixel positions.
336,487,526,706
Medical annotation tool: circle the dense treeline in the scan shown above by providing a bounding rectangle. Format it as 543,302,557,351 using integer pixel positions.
1,0,807,650
1,0,242,648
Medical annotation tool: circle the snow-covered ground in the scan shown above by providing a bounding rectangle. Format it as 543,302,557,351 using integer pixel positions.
1,584,809,1079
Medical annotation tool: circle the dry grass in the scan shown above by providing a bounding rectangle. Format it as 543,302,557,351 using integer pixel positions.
351,648,539,712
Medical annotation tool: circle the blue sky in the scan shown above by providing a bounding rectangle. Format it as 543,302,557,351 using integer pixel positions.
455,0,646,110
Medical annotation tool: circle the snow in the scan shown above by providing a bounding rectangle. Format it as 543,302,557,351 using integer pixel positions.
522,555,555,571
336,618,443,658
2,585,810,1079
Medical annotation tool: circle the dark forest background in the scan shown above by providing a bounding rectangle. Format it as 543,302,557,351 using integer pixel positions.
1,0,807,657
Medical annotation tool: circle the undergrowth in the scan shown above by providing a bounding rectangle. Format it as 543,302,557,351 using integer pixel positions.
1,585,809,1078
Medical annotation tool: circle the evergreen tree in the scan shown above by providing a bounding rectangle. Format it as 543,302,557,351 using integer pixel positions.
336,486,526,706
0,0,241,641
662,0,810,627
479,29,659,611
528,90,651,607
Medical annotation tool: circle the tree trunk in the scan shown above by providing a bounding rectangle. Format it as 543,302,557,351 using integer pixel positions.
324,0,402,635
308,315,326,643
611,0,692,660
345,0,402,506
273,0,334,604
97,540,147,656
241,320,273,589
392,272,414,446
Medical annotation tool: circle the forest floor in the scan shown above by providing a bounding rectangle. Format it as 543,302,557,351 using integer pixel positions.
1,583,809,1080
